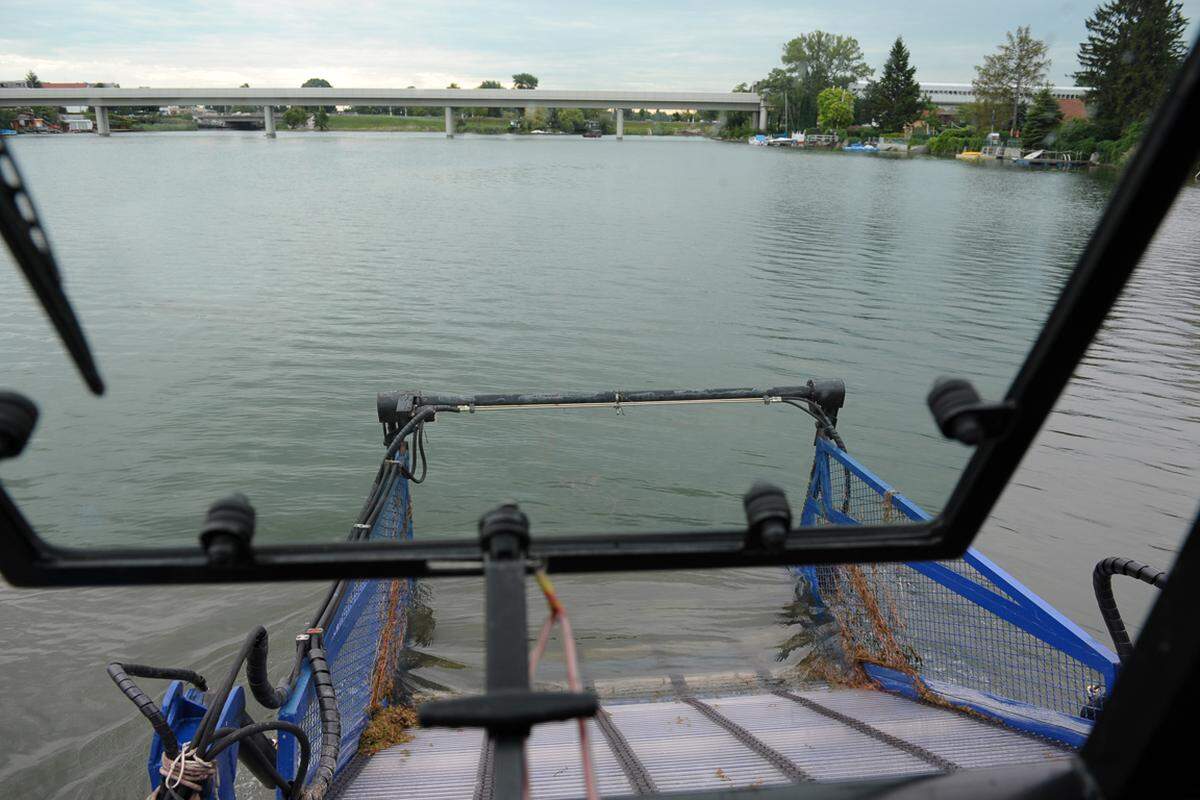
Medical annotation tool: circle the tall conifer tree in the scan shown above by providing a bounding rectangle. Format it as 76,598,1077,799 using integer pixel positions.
1075,0,1189,137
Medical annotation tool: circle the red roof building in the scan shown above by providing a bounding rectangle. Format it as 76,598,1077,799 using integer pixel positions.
1058,98,1088,121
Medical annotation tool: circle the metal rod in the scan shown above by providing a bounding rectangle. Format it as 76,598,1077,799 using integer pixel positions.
377,381,844,425
455,397,783,412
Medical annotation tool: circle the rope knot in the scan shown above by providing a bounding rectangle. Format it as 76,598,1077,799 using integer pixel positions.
158,742,215,797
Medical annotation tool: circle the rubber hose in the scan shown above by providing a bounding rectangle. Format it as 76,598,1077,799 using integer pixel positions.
207,721,311,800
106,662,187,758
245,627,289,709
302,643,341,800
211,721,292,792
1093,557,1168,663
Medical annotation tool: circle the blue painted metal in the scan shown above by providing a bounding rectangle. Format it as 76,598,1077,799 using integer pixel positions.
797,438,1119,744
862,664,1090,748
276,455,416,796
150,684,246,800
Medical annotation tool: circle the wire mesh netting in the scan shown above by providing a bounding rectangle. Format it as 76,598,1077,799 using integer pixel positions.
798,439,1114,729
283,460,415,785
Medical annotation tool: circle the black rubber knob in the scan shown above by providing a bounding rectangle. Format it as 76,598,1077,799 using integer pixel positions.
927,378,984,445
200,493,256,564
743,482,791,550
479,502,530,557
0,391,38,459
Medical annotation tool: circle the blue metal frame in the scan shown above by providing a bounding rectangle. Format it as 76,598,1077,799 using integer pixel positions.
798,439,1119,742
150,684,245,800
276,466,415,795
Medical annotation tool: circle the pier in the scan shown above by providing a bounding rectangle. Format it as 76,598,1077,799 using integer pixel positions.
0,87,766,139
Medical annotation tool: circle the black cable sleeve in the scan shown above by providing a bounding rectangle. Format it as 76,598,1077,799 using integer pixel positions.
106,662,183,758
207,721,310,800
193,628,263,752
114,663,208,691
245,627,289,710
1093,557,1168,663
302,643,341,800
211,724,293,792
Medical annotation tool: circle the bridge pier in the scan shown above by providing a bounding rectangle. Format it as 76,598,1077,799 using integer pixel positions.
757,104,767,132
616,108,624,140
445,106,454,138
718,110,727,130
95,106,110,136
263,106,276,138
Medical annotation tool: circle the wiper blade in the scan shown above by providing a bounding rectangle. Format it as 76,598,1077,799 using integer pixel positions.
0,136,104,395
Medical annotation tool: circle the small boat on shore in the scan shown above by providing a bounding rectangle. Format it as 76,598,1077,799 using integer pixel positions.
956,149,983,161
843,142,878,153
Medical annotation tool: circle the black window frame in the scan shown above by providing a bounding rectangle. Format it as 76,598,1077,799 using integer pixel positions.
1,39,1198,588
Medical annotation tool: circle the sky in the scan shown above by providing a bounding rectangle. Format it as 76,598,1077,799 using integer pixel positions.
3,1,1199,90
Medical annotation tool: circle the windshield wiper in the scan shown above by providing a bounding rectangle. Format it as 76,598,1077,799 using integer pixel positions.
0,136,104,395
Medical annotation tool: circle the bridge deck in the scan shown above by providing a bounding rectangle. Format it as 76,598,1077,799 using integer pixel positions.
334,685,1070,799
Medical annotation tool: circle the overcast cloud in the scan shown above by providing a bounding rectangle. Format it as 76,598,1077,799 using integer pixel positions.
3,1,1198,89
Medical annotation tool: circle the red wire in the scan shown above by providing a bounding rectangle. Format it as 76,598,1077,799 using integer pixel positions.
527,571,600,800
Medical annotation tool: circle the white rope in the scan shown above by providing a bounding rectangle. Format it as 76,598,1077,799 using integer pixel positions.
150,742,215,799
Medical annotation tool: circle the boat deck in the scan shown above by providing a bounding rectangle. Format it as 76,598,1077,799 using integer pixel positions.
334,683,1071,799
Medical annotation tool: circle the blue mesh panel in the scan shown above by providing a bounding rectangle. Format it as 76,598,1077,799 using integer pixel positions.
797,439,1118,736
277,464,414,789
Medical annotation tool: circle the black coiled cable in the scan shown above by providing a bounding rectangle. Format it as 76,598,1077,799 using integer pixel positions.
1093,557,1167,663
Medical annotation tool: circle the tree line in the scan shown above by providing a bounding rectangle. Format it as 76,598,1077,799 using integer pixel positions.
725,0,1190,164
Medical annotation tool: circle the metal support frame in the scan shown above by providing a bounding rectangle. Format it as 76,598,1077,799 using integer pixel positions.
263,106,275,138
483,524,530,795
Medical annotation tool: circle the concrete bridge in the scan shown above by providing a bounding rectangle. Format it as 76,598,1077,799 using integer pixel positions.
0,87,766,139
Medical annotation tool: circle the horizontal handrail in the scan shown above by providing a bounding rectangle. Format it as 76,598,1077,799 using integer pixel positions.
377,380,845,423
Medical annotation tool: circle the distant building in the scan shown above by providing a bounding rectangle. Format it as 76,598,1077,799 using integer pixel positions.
61,114,94,132
853,81,1089,117
1057,98,1088,121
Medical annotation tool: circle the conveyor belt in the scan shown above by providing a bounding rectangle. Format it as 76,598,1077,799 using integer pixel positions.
336,686,1071,799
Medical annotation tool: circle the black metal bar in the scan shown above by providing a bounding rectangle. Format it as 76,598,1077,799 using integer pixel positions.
0,516,940,586
772,690,958,773
480,507,531,798
594,708,658,795
380,384,820,418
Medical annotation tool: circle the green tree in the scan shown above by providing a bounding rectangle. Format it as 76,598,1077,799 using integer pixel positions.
473,79,504,117
1075,0,1189,138
512,73,538,89
314,108,329,130
283,106,309,129
875,37,922,132
816,87,855,130
1021,87,1064,149
972,26,1050,134
301,78,334,112
521,106,549,131
782,31,873,89
25,70,41,88
554,107,585,132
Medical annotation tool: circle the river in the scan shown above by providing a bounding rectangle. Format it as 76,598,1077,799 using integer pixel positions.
0,132,1196,797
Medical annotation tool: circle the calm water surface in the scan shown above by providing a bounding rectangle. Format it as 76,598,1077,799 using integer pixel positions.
0,132,1196,797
